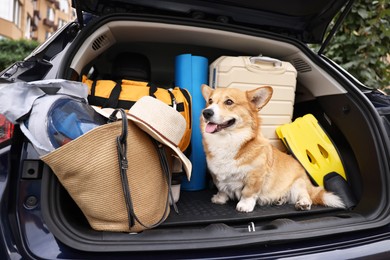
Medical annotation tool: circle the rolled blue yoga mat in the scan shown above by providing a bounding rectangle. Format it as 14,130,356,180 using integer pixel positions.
175,54,208,191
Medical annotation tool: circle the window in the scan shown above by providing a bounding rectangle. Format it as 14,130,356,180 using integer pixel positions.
13,0,21,27
47,7,55,21
45,31,52,40
58,19,66,29
0,0,13,20
59,0,69,13
25,15,32,39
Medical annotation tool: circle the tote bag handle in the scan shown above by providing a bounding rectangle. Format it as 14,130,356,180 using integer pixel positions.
110,109,174,230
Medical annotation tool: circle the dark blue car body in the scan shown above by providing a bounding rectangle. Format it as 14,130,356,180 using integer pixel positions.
1,0,390,259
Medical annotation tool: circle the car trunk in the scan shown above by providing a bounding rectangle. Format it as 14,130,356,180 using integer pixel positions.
30,15,390,251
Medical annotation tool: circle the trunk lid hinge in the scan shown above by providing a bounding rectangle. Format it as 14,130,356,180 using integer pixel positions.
73,0,84,29
318,0,355,55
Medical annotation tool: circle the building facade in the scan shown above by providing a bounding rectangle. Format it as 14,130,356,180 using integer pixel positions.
0,0,75,43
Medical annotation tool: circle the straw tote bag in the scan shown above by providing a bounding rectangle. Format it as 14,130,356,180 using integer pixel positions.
41,109,171,232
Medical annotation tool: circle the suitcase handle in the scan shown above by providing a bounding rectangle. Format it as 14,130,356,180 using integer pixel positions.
250,56,283,67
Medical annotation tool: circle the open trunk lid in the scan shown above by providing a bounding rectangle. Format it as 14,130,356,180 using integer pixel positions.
72,0,353,44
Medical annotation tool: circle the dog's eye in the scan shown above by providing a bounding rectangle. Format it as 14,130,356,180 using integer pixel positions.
224,99,234,106
208,98,213,104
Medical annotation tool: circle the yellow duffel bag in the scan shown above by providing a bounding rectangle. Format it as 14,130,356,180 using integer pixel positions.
82,75,192,152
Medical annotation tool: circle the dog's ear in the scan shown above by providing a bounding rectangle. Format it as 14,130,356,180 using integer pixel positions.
201,84,213,101
247,86,273,110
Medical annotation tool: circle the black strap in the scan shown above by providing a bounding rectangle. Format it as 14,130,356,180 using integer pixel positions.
111,109,135,229
131,139,176,230
152,139,178,214
103,80,122,108
178,87,192,128
148,82,158,98
149,82,175,109
167,89,175,108
110,109,175,230
88,96,135,110
91,80,97,97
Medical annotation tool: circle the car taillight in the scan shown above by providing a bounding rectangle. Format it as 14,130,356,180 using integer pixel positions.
0,114,13,145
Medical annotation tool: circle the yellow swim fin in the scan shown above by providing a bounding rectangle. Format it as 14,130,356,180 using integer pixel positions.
276,114,347,187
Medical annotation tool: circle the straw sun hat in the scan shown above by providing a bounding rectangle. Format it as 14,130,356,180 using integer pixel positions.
94,96,192,180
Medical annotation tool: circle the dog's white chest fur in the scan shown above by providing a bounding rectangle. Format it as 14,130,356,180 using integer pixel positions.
204,130,253,199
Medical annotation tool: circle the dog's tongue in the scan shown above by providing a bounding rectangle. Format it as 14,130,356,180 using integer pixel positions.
205,122,218,133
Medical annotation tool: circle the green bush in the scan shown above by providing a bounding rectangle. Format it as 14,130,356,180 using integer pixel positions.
322,0,389,90
0,38,39,72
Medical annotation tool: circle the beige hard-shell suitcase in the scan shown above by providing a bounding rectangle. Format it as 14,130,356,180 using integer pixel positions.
209,56,297,151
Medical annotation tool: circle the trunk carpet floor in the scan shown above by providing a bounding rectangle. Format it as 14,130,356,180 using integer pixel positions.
162,189,336,226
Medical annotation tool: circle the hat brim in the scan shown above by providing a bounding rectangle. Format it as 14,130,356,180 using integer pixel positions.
92,106,192,180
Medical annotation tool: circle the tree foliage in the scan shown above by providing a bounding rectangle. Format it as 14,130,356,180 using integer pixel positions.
322,0,389,90
0,38,39,72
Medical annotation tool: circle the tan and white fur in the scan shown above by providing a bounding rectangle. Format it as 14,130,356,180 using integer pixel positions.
200,84,345,212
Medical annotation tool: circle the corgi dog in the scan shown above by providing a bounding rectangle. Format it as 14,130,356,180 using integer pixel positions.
200,84,345,212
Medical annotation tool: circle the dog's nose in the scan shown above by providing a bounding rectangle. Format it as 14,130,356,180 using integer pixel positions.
202,109,214,120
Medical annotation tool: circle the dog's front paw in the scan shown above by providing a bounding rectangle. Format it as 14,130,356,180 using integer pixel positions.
211,192,229,204
236,197,256,213
295,198,312,211
275,197,287,206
